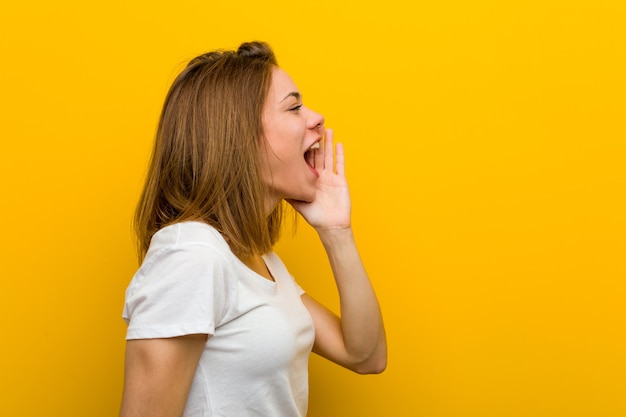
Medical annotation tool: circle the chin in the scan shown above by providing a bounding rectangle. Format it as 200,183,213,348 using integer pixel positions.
301,189,317,203
279,183,317,204
288,195,314,204
288,190,316,204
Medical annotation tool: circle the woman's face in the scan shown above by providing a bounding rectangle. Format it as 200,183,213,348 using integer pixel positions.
261,67,325,208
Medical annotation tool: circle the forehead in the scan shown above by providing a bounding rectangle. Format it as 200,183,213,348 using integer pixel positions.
267,67,299,100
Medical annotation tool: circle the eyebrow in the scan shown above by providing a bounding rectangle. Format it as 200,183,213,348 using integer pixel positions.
280,91,301,103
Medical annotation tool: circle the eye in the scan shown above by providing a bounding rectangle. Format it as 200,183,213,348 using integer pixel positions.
289,104,303,112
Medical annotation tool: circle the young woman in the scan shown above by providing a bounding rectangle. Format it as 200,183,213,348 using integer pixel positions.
120,41,386,417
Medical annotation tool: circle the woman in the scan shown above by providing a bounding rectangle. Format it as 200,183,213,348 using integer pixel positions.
120,41,386,417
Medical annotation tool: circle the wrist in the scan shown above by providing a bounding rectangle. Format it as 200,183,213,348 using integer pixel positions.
317,226,354,247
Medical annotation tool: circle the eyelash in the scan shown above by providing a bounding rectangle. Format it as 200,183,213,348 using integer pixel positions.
289,104,303,112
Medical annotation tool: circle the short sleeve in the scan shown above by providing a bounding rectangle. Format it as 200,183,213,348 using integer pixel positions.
123,243,231,340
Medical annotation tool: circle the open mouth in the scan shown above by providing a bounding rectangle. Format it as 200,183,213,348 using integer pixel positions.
304,142,320,169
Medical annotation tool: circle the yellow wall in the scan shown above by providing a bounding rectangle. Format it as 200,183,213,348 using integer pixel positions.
1,1,625,416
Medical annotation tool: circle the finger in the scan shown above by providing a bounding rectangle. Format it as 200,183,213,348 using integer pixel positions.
335,142,345,177
324,128,334,171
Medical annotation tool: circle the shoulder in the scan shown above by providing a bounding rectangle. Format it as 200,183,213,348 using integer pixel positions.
262,251,288,275
128,222,236,296
149,221,229,252
142,221,229,267
262,251,307,295
124,222,236,331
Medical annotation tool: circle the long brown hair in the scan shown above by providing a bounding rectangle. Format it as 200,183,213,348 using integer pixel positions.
134,41,283,260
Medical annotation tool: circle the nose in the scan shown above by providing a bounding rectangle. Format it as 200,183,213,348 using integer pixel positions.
307,108,325,132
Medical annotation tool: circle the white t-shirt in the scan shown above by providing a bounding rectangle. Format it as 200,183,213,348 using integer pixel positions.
123,221,315,417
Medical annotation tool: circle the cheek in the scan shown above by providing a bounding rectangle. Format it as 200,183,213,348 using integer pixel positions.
262,119,306,170
268,138,298,165
263,126,288,156
259,142,291,188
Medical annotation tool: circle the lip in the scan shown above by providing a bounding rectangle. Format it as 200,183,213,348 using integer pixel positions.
304,137,321,177
307,164,319,177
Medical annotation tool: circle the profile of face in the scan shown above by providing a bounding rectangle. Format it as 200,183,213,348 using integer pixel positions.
261,67,325,207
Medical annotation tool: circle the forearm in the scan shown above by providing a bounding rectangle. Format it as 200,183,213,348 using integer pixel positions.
319,227,387,371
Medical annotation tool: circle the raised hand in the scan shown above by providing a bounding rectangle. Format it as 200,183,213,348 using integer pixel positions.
287,128,352,233
292,129,388,376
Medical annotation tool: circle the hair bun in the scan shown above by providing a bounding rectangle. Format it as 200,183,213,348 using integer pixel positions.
237,41,275,62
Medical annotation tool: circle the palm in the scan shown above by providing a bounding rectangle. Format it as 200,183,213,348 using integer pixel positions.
288,129,352,231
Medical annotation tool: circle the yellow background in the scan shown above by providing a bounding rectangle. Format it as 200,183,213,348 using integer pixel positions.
1,1,625,416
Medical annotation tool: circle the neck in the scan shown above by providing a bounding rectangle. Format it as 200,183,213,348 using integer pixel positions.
264,195,282,216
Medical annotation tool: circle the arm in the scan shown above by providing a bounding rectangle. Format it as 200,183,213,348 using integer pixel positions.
120,334,207,417
289,129,387,374
301,230,387,374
